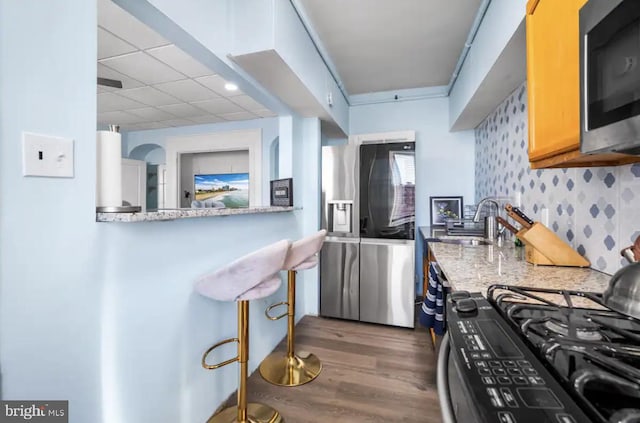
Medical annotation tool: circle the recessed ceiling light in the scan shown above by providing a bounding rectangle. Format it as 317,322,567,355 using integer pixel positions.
224,82,238,91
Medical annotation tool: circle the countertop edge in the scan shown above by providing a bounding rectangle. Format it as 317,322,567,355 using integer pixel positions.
96,206,297,222
427,241,611,297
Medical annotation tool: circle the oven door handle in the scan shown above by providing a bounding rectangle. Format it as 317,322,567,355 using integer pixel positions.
437,333,457,423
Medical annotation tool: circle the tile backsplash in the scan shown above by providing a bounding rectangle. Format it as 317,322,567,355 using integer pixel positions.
475,81,640,276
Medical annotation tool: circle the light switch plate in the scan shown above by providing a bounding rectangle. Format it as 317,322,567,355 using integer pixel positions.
22,132,74,178
541,207,549,227
513,191,522,208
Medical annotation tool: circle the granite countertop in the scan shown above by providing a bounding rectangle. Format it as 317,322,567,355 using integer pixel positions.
96,206,295,222
419,226,613,306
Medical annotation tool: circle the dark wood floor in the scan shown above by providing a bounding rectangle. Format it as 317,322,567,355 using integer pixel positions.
223,315,443,423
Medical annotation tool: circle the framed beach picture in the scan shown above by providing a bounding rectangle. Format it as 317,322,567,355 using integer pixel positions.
193,173,249,208
429,196,463,226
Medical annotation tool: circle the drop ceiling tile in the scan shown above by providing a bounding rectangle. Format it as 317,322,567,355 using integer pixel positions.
162,118,198,127
97,63,144,90
254,109,278,118
154,79,219,102
195,75,244,97
125,122,171,131
157,103,209,118
218,111,258,121
190,98,245,114
100,51,185,85
128,107,175,121
118,123,143,130
188,115,226,124
147,45,213,78
98,27,137,60
98,92,146,112
98,110,144,125
118,86,181,106
230,95,266,112
97,0,169,49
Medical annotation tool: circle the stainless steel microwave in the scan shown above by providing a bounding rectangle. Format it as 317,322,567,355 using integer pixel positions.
580,0,640,155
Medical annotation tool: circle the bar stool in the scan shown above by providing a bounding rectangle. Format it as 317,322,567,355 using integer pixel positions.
195,239,291,423
259,230,327,387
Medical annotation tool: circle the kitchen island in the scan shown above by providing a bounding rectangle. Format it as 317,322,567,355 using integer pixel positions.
420,226,612,296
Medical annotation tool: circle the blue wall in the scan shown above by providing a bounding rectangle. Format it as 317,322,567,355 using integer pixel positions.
350,97,476,291
0,0,102,421
98,119,318,423
123,117,280,206
130,0,349,134
0,1,321,422
449,0,526,128
1,0,486,420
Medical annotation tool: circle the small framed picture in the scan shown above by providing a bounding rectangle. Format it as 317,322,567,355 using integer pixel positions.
429,196,463,226
270,178,293,206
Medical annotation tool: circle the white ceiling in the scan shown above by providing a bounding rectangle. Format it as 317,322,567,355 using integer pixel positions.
296,0,483,95
97,0,276,131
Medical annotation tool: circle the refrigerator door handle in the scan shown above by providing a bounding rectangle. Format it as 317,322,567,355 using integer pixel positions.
360,238,413,246
325,236,360,243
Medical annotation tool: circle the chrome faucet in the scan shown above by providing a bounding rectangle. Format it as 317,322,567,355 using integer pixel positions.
472,198,500,222
473,197,501,241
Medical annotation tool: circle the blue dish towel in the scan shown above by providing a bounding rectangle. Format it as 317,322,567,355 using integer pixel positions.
419,263,448,335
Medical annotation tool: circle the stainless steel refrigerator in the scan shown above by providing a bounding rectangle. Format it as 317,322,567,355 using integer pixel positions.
320,142,415,328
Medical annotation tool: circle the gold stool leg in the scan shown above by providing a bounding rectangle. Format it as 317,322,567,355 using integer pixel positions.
259,271,322,387
208,301,284,423
429,328,437,351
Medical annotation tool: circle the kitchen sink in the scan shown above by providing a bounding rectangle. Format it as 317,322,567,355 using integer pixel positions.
437,238,492,246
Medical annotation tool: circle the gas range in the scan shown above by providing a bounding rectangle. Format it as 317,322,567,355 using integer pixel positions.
441,286,640,423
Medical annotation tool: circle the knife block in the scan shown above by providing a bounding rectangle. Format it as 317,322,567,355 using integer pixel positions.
516,222,590,267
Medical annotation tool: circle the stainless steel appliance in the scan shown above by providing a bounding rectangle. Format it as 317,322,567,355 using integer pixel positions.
320,141,415,328
603,261,640,319
438,286,640,423
580,0,640,155
319,237,359,321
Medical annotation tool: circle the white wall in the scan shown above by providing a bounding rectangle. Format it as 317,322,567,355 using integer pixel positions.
350,97,476,290
188,151,249,176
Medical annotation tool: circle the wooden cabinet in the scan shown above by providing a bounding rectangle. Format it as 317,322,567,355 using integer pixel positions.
526,0,640,168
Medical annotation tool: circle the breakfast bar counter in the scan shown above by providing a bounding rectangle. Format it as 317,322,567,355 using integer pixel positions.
96,206,295,222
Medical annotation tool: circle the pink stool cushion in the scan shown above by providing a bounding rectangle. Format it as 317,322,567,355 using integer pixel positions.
236,274,282,301
292,255,318,271
283,230,327,271
195,239,291,302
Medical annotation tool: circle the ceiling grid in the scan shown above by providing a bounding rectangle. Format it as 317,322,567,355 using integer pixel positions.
97,0,276,131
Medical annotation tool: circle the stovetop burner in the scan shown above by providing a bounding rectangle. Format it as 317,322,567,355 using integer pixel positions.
543,319,604,341
487,285,640,423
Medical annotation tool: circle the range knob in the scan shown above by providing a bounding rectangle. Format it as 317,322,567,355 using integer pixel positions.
456,298,478,314
451,291,471,303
